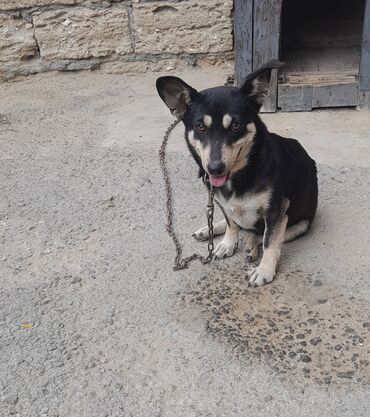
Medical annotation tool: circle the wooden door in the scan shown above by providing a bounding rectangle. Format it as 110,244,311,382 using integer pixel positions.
358,0,370,109
234,0,283,112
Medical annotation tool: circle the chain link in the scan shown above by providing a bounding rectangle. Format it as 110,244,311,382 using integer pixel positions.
158,118,215,271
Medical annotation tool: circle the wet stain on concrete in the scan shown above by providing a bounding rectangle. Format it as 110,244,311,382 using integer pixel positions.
179,264,370,385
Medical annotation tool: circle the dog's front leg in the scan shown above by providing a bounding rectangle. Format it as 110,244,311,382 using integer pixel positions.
248,207,288,287
193,219,227,241
213,217,239,259
244,230,262,262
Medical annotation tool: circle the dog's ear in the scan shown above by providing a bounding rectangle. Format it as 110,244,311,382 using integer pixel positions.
156,76,198,119
240,59,284,111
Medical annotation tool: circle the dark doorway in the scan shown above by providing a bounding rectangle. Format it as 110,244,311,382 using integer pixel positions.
278,0,366,110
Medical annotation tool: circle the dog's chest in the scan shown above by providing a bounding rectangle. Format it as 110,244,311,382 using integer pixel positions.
216,190,270,229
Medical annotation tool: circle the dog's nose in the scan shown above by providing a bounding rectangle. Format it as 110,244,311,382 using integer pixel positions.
207,160,226,176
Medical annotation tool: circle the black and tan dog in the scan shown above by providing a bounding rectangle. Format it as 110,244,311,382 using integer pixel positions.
156,60,318,287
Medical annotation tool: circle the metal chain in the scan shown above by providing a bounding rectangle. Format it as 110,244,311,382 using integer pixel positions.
158,118,215,271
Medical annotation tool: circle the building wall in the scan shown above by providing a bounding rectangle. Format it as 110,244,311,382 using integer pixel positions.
0,0,234,81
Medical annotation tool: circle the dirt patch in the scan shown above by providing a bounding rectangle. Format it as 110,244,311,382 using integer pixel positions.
180,263,370,385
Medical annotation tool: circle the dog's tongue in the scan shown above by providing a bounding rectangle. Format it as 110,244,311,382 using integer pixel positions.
209,174,227,187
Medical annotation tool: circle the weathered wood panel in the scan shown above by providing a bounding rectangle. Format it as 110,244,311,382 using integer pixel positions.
234,0,254,87
278,85,313,112
357,90,370,109
312,83,358,108
278,71,357,85
359,0,370,90
278,82,358,111
253,0,283,112
358,0,370,109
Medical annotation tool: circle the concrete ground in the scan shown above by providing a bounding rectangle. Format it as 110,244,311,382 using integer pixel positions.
1,69,370,417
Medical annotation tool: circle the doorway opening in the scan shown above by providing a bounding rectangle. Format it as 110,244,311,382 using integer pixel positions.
278,0,366,110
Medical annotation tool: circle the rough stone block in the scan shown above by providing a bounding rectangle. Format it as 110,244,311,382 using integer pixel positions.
33,7,132,61
133,0,233,54
0,0,83,10
0,13,38,63
100,53,233,74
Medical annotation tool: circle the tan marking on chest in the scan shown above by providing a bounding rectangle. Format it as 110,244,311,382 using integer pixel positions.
232,205,244,216
216,190,271,229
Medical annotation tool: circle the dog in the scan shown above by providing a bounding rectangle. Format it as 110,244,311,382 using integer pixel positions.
156,60,318,287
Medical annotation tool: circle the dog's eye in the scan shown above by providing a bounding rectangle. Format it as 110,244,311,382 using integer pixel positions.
231,122,241,132
196,123,206,132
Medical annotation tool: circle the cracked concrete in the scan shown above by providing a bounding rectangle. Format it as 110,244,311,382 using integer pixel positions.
0,69,370,416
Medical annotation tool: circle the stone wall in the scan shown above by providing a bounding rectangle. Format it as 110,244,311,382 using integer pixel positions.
0,0,234,81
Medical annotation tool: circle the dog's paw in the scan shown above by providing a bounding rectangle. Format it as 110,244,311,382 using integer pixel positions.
245,246,259,263
248,265,275,287
192,226,209,241
213,238,238,259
